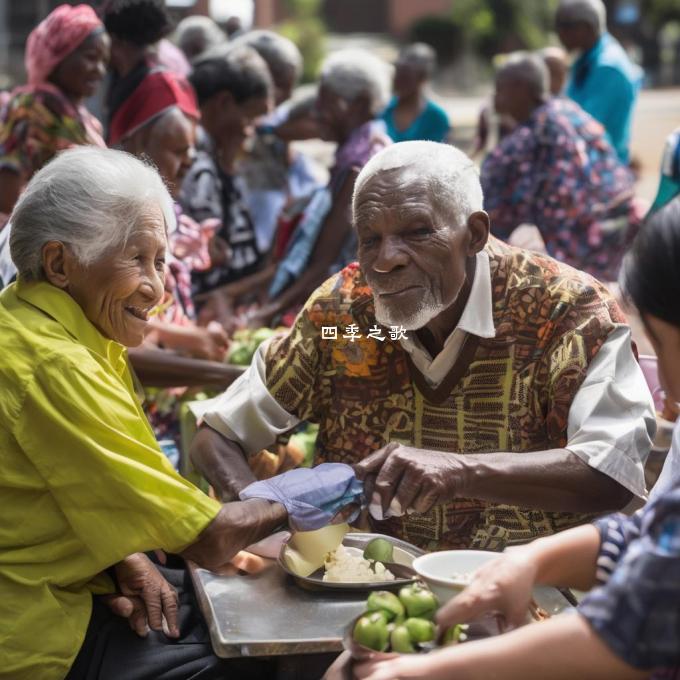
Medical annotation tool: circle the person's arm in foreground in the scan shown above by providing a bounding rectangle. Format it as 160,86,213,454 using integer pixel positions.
354,613,648,680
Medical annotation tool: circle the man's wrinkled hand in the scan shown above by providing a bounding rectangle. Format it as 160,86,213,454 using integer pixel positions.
103,552,180,639
354,443,468,518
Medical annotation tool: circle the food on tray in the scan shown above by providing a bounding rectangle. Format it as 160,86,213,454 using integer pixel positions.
363,537,394,563
323,545,395,583
352,584,445,653
282,523,349,577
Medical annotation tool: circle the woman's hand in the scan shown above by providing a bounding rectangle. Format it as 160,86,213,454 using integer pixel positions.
185,325,230,361
354,653,440,680
435,547,538,632
103,553,180,638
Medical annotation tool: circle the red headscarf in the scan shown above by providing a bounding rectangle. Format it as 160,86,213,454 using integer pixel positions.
108,69,200,146
25,4,103,86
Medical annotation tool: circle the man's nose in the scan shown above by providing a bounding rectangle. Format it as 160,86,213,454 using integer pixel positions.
373,236,408,273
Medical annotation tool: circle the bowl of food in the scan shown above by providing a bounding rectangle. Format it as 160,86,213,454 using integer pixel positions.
412,550,497,603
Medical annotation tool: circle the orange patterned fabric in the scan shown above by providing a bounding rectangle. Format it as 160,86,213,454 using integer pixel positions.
264,238,626,551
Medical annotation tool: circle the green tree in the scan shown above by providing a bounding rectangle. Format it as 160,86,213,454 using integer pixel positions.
277,0,327,83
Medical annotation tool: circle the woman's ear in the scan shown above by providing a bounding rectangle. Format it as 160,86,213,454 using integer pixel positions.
466,210,490,254
41,241,71,289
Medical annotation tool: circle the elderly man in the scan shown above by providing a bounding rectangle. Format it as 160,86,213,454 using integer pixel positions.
191,141,655,553
556,0,642,162
482,52,638,282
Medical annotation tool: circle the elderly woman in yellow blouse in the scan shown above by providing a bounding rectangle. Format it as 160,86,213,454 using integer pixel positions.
0,147,296,680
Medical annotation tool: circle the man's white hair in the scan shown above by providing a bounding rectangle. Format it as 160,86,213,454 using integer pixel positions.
353,141,484,227
397,42,437,78
11,147,175,280
321,49,391,116
557,0,607,34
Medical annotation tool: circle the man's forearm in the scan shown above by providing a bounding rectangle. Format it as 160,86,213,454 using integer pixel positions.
190,425,257,501
460,448,632,513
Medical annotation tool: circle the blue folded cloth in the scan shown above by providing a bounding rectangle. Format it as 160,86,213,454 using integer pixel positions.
239,463,365,532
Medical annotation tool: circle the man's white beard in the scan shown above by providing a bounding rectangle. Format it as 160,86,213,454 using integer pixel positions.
373,294,445,331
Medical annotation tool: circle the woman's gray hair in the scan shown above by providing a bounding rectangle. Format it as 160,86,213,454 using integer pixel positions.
321,49,391,116
11,146,175,281
557,0,607,34
175,15,227,61
231,30,303,84
497,51,550,101
353,141,484,228
397,42,437,77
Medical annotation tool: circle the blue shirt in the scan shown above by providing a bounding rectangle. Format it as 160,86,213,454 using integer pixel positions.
381,96,450,143
579,484,680,675
567,33,642,163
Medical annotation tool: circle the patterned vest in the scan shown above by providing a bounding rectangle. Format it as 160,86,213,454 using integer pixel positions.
265,237,625,551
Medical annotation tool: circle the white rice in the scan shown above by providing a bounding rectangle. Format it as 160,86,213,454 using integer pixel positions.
322,545,395,583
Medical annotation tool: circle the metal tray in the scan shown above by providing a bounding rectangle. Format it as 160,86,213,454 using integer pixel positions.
278,532,425,591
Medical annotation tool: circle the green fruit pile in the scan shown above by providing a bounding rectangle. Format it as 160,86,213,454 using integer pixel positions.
226,328,277,366
353,585,440,653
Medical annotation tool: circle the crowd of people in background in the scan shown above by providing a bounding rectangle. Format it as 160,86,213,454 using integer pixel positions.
2,0,680,678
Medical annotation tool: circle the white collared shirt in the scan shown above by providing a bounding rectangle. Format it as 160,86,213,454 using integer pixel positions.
201,253,655,504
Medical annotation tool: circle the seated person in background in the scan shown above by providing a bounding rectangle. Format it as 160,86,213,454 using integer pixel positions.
381,43,450,144
556,0,642,163
229,30,319,254
174,15,226,62
180,46,272,295
102,0,175,143
220,48,393,328
482,52,639,283
353,198,680,680
0,4,108,225
191,141,654,553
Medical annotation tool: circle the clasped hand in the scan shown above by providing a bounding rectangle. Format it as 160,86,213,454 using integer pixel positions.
103,552,180,639
354,443,469,518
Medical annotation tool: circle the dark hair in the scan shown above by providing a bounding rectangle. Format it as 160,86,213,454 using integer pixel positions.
622,198,680,327
189,46,273,105
101,0,173,47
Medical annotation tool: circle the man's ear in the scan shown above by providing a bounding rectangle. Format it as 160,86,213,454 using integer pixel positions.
466,210,490,255
41,241,72,289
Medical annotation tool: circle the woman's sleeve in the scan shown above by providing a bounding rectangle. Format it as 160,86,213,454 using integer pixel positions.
12,354,221,567
578,491,680,670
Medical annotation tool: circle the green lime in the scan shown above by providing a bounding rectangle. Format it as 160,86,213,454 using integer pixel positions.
366,590,405,623
404,617,436,643
363,537,394,563
353,612,389,651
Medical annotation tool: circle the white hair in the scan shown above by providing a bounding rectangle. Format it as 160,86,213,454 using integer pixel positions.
321,49,391,116
175,15,226,61
497,51,550,101
232,29,303,83
557,0,607,34
10,147,175,280
353,141,484,228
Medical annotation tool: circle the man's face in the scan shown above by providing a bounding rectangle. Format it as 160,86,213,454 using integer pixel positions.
355,167,474,330
393,62,424,99
315,83,349,142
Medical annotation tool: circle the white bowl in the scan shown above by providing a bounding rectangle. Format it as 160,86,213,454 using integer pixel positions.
412,550,498,604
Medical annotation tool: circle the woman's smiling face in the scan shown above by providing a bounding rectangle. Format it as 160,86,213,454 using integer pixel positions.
64,204,167,347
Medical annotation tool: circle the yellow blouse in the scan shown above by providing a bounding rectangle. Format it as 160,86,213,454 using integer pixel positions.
0,280,220,680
